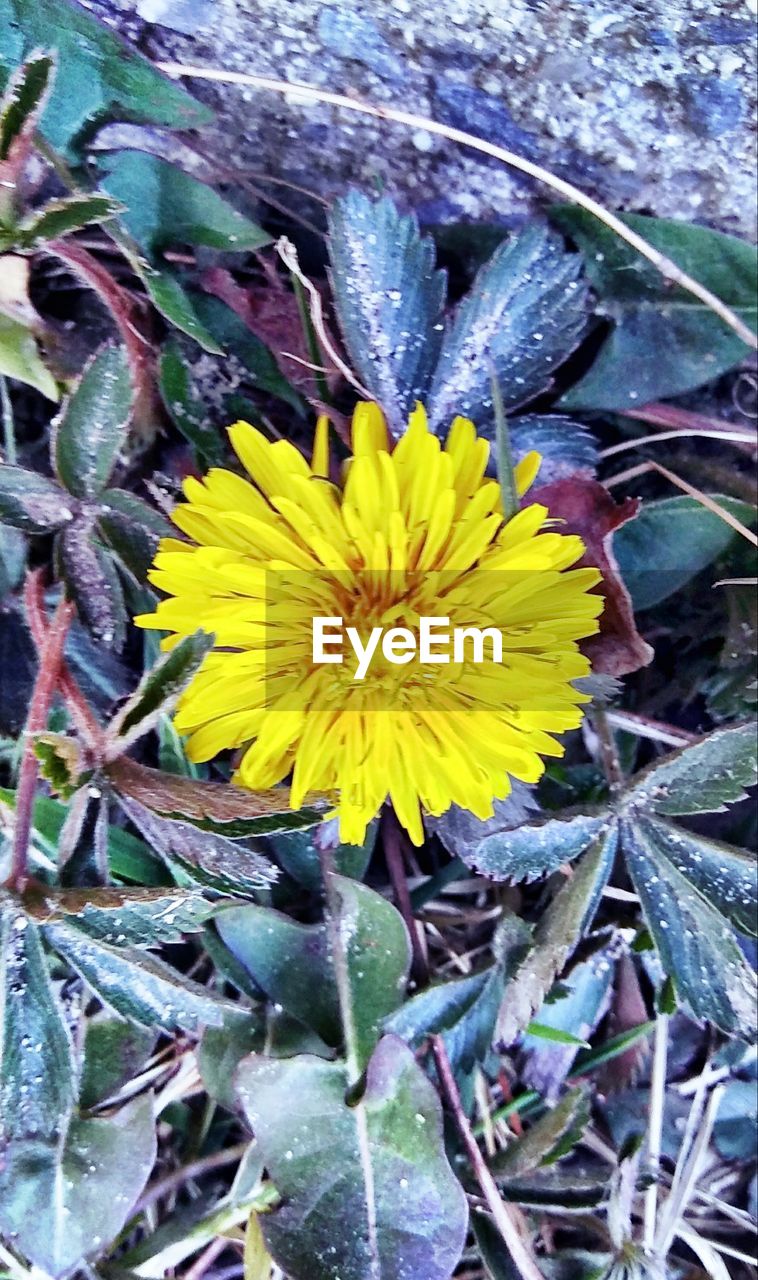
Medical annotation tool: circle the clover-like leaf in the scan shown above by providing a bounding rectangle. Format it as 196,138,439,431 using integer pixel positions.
109,630,214,749
328,190,447,435
15,193,123,248
627,721,757,817
427,223,588,430
43,919,236,1032
496,826,617,1046
623,819,756,1039
106,756,327,837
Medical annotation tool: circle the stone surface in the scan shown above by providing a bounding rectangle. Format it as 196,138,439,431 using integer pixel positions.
80,0,757,238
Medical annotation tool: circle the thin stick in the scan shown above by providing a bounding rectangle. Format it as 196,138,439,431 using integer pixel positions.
136,1141,250,1213
156,61,757,350
8,576,74,892
591,704,624,793
600,427,758,458
605,710,696,748
431,1036,546,1280
382,807,428,985
619,401,758,436
276,237,371,398
644,1012,669,1253
606,458,758,546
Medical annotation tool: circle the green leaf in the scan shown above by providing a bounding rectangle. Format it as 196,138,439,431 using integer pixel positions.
29,885,224,946
100,150,271,256
636,817,756,938
98,486,172,579
139,264,225,353
0,0,212,161
106,755,327,838
15,193,122,247
427,224,588,431
53,344,132,498
385,916,530,1073
496,826,617,1046
0,50,53,164
0,786,166,884
117,794,278,895
188,292,306,412
0,463,68,532
330,873,412,1071
216,903,340,1043
218,877,411,1067
236,1036,468,1280
0,1093,156,1278
110,630,214,747
0,311,58,399
613,495,757,611
79,1017,155,1109
267,819,377,890
491,1087,590,1180
327,190,447,435
552,207,758,409
0,906,75,1143
0,520,26,594
43,918,235,1032
623,819,756,1038
525,1024,590,1048
450,808,611,883
58,517,127,647
198,1008,264,1109
627,722,757,816
158,338,226,465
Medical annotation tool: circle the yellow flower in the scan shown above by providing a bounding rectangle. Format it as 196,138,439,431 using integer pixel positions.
136,404,603,846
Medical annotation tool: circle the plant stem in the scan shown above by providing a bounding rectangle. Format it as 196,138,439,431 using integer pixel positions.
491,368,519,523
0,376,16,465
318,843,361,1083
591,704,624,795
643,1012,669,1255
8,575,74,892
382,806,428,985
432,1035,546,1280
291,272,331,406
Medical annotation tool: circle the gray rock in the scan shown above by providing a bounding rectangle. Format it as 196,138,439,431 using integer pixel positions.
317,6,405,81
77,0,757,239
680,73,744,137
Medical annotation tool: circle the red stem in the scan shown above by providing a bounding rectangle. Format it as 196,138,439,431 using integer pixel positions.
382,806,429,986
47,237,155,426
8,574,74,892
24,576,104,750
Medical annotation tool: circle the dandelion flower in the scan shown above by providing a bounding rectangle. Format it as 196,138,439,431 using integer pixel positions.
136,404,603,845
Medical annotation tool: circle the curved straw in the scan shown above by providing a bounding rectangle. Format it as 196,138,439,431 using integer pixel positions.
156,62,757,350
